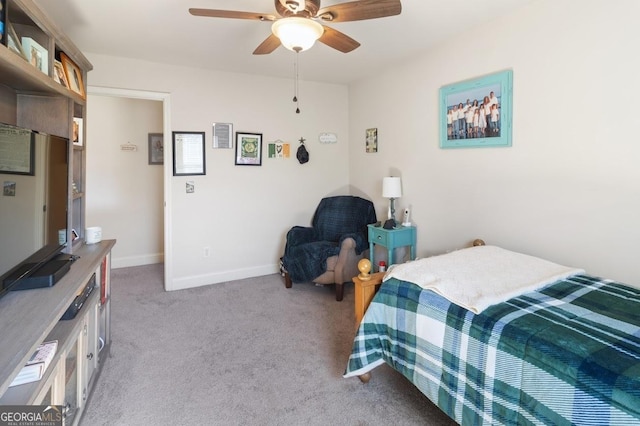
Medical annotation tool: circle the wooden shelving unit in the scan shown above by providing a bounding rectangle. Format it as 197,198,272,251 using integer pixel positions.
0,2,114,424
1,0,92,245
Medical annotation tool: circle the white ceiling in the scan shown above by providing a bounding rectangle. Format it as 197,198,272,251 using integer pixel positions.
34,0,536,84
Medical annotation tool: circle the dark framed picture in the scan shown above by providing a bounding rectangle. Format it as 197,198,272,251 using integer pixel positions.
235,132,262,166
148,133,164,165
440,69,513,149
172,131,205,176
60,52,85,99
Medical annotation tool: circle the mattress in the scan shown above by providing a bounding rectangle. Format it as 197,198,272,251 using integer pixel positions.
344,274,640,425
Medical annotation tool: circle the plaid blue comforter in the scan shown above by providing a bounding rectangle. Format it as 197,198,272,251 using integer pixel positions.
344,274,640,425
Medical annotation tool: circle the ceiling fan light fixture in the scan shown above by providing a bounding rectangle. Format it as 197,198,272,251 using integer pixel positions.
272,17,324,52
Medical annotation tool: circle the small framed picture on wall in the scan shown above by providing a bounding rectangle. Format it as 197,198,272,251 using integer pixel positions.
72,117,83,146
235,132,262,166
172,131,206,176
148,133,164,165
366,128,377,153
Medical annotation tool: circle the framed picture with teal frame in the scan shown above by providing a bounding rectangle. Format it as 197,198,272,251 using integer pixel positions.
440,69,513,149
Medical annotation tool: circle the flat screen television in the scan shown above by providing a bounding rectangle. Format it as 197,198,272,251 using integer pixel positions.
0,122,70,299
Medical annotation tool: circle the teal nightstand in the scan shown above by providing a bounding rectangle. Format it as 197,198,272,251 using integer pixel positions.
368,224,416,267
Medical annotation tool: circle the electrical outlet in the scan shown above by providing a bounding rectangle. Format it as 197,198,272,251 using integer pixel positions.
203,247,210,258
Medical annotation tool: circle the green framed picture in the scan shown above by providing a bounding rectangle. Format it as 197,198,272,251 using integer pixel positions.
440,69,513,149
235,132,262,166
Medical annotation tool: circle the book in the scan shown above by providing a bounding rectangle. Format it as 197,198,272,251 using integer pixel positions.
0,0,5,45
9,340,58,387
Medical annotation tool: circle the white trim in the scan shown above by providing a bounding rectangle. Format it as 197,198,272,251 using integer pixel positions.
168,264,280,291
87,85,173,291
112,253,164,269
88,86,168,101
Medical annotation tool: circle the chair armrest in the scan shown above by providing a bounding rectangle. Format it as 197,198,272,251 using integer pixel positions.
333,237,363,284
281,226,322,282
284,226,317,251
339,231,368,255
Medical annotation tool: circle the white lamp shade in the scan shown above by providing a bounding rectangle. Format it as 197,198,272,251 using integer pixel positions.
382,177,402,198
272,17,324,52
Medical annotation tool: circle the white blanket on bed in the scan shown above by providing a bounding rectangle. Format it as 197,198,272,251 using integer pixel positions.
383,245,584,314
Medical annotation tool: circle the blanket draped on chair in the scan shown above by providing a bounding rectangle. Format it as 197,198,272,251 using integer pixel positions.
282,196,377,283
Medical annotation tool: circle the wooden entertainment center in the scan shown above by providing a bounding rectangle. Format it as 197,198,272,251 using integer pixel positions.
0,242,114,424
0,0,115,423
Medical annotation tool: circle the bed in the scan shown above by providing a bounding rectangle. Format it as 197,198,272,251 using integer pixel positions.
344,245,640,425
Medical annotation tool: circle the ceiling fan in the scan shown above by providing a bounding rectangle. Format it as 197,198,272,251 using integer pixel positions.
189,0,402,54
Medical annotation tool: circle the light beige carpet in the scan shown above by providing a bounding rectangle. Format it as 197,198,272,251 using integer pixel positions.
80,264,456,426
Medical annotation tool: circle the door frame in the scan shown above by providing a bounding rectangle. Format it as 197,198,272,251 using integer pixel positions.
87,86,172,290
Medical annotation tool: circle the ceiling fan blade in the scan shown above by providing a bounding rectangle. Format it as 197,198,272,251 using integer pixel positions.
253,34,282,55
318,26,360,53
317,0,401,22
189,8,277,21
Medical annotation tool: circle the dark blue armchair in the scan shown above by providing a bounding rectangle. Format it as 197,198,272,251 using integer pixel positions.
281,195,377,301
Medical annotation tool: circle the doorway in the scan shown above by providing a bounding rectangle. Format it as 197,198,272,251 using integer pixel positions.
86,87,172,290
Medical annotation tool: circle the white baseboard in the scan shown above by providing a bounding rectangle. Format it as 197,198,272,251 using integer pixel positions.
167,263,280,291
112,253,164,269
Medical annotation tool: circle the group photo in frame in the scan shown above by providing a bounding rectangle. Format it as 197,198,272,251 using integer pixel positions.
235,132,262,166
440,69,513,149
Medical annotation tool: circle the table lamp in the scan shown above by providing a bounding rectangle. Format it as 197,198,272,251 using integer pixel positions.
382,176,402,228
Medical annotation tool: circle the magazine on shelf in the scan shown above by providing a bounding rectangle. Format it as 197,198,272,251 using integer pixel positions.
9,340,58,387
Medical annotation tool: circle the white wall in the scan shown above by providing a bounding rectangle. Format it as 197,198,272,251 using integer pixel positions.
84,0,640,289
348,0,640,286
86,96,163,268
85,54,350,290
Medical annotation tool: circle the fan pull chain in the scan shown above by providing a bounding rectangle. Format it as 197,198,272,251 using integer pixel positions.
293,50,300,114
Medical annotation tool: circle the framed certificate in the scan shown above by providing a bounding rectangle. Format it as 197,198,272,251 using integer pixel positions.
213,122,233,149
172,131,205,176
0,125,35,175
